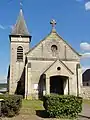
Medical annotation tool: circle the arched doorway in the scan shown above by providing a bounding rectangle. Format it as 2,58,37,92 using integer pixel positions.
50,75,68,95
38,74,46,99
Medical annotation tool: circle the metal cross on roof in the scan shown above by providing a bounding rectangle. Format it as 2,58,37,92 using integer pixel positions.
50,19,56,30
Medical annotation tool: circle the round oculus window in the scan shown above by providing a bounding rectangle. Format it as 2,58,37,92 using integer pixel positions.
57,67,61,71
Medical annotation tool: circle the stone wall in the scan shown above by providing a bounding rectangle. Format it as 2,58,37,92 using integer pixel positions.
27,32,80,60
9,36,30,94
81,86,90,99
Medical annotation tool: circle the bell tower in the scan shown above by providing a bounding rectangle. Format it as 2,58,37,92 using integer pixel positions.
9,9,31,94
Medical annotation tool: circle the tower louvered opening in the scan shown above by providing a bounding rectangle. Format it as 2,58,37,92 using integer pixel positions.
17,46,23,61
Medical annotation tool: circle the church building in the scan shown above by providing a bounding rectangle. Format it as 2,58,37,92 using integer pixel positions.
7,9,82,99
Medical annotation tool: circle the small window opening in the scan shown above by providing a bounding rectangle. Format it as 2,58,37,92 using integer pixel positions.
17,46,23,62
51,45,58,56
57,67,61,71
51,45,57,52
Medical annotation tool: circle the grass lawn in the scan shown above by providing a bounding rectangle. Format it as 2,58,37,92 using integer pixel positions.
20,99,86,118
20,100,70,119
83,99,90,105
2,99,81,120
20,100,44,115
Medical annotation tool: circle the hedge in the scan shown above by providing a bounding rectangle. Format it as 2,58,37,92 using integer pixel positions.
0,94,23,117
43,94,82,119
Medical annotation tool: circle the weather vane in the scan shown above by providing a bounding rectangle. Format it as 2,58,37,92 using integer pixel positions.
20,0,23,9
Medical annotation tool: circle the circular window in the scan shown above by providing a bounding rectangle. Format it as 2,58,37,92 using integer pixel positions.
57,67,61,71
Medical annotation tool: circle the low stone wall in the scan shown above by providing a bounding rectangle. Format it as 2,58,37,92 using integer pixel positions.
81,86,90,99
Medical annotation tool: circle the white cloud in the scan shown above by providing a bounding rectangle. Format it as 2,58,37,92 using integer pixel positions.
0,76,7,83
0,25,6,30
82,66,90,73
76,0,83,2
80,42,90,51
85,2,90,10
81,52,90,58
0,24,12,30
76,1,90,11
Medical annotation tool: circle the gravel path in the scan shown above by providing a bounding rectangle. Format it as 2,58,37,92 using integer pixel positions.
79,103,90,120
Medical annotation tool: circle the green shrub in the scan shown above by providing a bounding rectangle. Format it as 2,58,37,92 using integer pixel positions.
43,94,82,119
0,94,23,117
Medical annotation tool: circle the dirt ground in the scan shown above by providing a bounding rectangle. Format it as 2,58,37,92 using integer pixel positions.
0,115,74,120
1,114,45,120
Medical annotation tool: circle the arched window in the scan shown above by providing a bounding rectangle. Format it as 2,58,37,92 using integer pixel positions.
17,46,23,62
51,45,58,56
51,45,57,52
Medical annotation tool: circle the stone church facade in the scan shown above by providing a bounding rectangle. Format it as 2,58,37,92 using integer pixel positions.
7,9,82,99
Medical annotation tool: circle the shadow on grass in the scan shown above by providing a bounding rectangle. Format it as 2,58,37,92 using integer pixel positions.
79,115,90,119
36,110,49,118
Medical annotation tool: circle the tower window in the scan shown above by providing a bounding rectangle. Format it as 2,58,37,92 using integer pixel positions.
17,46,23,62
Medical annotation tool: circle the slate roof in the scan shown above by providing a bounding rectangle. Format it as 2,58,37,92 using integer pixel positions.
11,9,30,36
82,69,90,81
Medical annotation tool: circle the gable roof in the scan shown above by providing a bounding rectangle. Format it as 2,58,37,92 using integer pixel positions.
11,9,30,36
42,59,74,75
26,30,81,57
82,69,90,82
